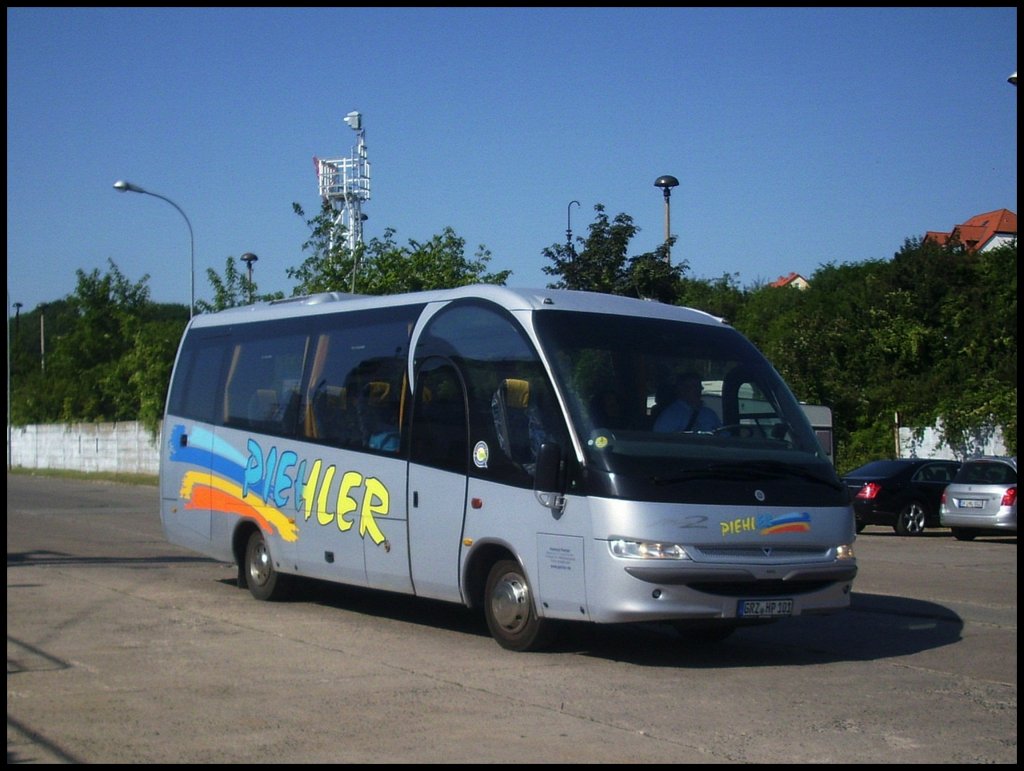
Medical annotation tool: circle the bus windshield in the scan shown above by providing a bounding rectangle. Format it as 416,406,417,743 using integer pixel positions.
534,310,836,495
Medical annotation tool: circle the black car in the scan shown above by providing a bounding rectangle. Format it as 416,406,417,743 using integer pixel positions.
843,459,961,536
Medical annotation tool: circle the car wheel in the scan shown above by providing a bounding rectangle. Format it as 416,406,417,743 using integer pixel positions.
951,527,978,542
484,559,554,651
895,501,927,536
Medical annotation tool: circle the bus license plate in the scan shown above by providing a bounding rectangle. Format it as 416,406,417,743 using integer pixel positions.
739,599,793,618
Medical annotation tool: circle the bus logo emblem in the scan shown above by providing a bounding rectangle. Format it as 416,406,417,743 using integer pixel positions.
473,441,489,468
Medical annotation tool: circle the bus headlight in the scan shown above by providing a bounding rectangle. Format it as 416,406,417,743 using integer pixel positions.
609,539,692,560
835,544,855,560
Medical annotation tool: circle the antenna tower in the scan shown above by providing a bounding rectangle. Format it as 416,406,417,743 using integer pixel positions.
314,111,371,287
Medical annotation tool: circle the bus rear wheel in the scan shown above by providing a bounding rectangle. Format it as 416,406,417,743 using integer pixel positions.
484,559,553,652
244,529,291,601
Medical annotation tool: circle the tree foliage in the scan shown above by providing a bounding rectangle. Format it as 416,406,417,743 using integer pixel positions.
542,204,686,300
10,259,188,433
196,255,286,313
287,201,511,296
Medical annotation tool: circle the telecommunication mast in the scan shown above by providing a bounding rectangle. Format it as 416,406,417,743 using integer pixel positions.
314,111,371,288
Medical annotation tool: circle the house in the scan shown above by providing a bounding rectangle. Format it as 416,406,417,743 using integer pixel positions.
769,272,810,290
924,209,1017,253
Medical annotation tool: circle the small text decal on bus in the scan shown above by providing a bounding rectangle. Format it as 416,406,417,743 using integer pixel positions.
720,512,811,537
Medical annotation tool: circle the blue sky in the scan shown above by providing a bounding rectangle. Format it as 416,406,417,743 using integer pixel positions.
6,7,1018,313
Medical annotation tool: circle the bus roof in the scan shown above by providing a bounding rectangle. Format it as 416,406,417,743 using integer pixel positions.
187,285,728,330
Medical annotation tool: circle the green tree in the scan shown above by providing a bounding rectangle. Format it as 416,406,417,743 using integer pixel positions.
286,201,360,294
287,201,510,295
733,238,1017,471
9,299,79,424
931,241,1017,455
113,314,187,432
676,272,745,322
357,227,510,294
542,204,686,300
12,259,187,431
196,256,286,313
543,204,634,293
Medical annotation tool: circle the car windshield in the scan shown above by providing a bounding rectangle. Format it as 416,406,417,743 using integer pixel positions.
534,310,832,481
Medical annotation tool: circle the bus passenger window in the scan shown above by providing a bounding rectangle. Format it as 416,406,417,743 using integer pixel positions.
248,389,279,423
359,381,400,453
310,385,347,443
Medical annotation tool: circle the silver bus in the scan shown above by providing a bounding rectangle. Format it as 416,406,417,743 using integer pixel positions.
160,285,857,650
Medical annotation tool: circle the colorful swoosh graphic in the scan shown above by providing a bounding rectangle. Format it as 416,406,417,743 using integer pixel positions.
168,424,298,542
180,470,299,542
760,512,812,535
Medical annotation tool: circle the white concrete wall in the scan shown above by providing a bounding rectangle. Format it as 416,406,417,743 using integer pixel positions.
7,421,161,475
899,420,1008,460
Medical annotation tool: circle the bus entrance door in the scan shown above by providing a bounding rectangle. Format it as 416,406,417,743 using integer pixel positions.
407,360,470,603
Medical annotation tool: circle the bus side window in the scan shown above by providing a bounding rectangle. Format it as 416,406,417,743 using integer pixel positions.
248,389,279,423
166,336,226,422
223,333,308,436
301,310,416,450
411,363,466,471
492,378,533,466
360,380,400,453
310,385,347,443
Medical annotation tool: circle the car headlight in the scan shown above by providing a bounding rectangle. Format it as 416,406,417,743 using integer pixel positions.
609,538,691,560
835,544,855,560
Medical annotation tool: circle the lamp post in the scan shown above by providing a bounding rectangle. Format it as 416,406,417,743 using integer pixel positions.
566,200,580,257
113,180,195,318
654,175,679,264
6,293,11,469
240,252,258,304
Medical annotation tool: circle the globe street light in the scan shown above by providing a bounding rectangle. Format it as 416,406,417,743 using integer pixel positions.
654,175,679,264
240,252,259,304
113,180,195,318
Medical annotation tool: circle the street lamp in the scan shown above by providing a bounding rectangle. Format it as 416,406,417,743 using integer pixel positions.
240,252,258,304
113,180,195,318
1009,71,1017,86
654,175,679,264
566,200,580,257
12,302,22,362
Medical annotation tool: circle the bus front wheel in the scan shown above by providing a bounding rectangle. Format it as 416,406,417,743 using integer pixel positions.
244,529,291,601
484,559,553,652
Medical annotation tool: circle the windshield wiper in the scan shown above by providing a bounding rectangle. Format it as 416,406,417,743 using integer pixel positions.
654,460,843,491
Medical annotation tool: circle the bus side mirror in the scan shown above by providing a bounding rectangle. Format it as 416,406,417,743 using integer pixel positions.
534,441,566,514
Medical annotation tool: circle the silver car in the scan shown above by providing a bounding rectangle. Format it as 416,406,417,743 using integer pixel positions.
940,456,1017,541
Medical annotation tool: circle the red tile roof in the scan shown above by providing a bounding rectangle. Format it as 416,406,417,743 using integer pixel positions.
769,272,809,289
924,209,1017,252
